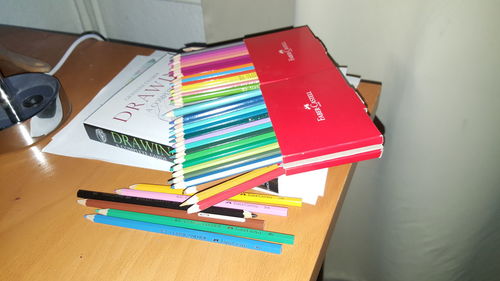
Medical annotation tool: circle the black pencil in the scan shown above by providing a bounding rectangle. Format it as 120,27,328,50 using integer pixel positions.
76,189,253,218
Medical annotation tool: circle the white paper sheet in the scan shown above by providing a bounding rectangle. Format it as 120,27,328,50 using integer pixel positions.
43,51,172,171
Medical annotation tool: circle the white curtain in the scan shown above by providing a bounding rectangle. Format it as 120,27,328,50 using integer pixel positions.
295,1,500,280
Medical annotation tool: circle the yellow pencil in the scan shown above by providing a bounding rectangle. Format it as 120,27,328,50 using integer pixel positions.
230,192,302,207
130,184,302,207
180,164,280,206
176,72,258,92
128,184,187,195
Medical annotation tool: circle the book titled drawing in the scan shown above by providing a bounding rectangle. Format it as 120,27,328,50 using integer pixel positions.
84,54,175,162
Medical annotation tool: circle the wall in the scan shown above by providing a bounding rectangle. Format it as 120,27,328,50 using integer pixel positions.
295,0,500,280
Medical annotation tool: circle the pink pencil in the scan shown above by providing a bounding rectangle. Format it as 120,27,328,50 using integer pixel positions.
115,188,287,216
180,43,247,63
180,50,250,68
180,55,253,76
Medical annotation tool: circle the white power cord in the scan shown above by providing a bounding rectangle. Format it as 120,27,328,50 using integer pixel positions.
46,33,105,76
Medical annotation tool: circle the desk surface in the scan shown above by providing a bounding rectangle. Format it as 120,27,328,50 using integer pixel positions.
0,26,380,281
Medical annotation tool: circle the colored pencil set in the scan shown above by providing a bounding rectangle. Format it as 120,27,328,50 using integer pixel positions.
166,41,288,214
79,184,301,254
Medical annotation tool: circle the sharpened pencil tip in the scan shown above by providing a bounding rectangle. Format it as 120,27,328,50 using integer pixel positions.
187,204,200,214
77,199,87,206
96,209,108,215
84,214,95,221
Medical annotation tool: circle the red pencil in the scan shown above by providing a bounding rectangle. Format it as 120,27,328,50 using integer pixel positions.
187,166,285,213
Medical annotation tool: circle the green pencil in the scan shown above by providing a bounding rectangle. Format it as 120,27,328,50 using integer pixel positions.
181,82,261,104
174,136,277,168
97,208,294,244
177,126,276,155
180,149,282,179
176,133,277,164
172,142,280,174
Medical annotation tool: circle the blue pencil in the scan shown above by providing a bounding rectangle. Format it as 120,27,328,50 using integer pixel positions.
181,65,255,83
172,103,268,133
167,89,263,118
85,214,281,254
171,95,264,125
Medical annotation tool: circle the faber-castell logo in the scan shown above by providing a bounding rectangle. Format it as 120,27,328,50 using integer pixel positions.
95,128,107,143
278,41,295,62
304,91,326,122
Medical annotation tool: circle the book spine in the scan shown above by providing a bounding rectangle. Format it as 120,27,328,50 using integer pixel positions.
83,123,173,162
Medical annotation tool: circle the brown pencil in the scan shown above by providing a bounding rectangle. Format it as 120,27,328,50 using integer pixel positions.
78,199,265,230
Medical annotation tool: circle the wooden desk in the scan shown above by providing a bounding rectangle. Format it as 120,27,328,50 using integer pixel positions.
0,26,380,281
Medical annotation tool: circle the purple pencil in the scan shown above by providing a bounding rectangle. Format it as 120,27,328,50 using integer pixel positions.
181,44,248,64
115,188,287,216
180,55,253,77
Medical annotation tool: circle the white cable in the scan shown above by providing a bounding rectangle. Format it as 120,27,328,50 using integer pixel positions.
46,33,105,76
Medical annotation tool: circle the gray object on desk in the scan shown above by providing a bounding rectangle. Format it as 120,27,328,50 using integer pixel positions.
0,72,70,153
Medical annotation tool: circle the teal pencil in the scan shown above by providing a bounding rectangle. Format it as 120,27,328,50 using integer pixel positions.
174,126,276,155
97,209,294,244
85,214,282,254
171,103,267,133
166,89,263,118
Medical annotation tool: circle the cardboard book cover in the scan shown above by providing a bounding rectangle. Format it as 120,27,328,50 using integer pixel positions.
244,26,367,112
260,68,384,175
84,54,175,162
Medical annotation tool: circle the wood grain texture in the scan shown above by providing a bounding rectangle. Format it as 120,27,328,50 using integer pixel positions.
0,25,380,281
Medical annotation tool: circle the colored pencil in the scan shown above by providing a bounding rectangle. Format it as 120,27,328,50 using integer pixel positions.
174,127,274,154
176,131,276,159
188,166,286,213
173,112,270,141
179,42,247,61
171,155,282,189
173,142,280,173
178,50,250,68
182,164,280,206
180,118,272,145
167,89,262,118
115,189,287,216
97,208,292,244
171,103,267,134
129,184,302,207
173,136,277,166
85,214,281,254
181,64,254,83
78,199,265,228
171,95,264,125
177,150,282,180
172,79,259,99
76,189,253,219
179,55,253,77
172,118,272,150
176,83,261,105
171,111,269,139
175,69,255,87
172,72,257,94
